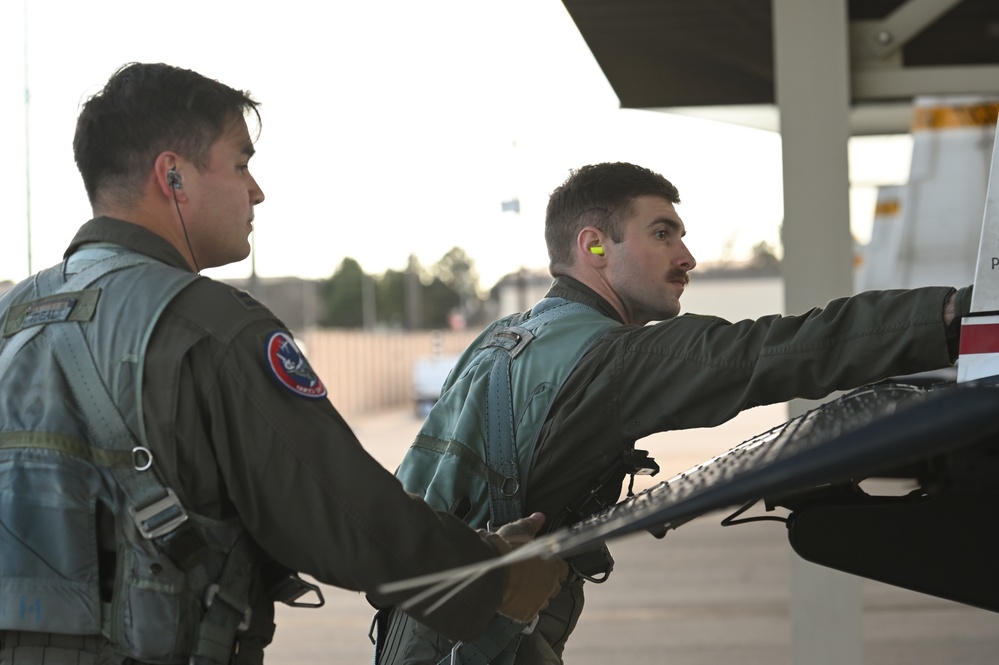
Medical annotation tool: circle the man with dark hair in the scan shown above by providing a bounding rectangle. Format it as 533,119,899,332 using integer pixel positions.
544,162,680,275
0,62,564,664
384,161,970,663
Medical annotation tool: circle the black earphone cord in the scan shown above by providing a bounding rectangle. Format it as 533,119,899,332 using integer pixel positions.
171,187,200,273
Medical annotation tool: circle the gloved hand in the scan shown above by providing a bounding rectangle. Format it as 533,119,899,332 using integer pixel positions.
484,512,568,623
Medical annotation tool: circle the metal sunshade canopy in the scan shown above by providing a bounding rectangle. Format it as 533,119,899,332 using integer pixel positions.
562,0,999,134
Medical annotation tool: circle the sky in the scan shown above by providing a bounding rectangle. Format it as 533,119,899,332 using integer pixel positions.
0,1,911,289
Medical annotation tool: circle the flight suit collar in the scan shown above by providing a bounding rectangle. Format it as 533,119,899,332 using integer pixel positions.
545,275,625,324
64,216,194,273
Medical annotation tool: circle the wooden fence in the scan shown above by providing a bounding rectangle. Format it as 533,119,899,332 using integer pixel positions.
301,328,480,417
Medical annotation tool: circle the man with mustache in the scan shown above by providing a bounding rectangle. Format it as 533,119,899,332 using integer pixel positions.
378,161,969,664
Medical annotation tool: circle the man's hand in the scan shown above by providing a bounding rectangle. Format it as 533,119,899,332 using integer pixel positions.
494,511,548,548
944,291,957,326
485,512,568,623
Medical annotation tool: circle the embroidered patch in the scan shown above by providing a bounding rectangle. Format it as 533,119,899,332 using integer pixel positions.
264,331,328,399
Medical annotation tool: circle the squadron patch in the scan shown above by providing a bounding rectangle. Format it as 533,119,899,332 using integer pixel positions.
264,331,328,399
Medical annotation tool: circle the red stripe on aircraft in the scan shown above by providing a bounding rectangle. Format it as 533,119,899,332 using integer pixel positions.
959,322,999,355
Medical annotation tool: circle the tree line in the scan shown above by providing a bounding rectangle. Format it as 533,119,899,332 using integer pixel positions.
319,247,487,330
318,241,782,330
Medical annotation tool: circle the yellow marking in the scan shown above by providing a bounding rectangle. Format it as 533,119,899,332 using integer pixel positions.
912,103,999,131
874,199,901,217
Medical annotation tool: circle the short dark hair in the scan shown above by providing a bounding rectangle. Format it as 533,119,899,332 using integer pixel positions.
544,162,680,274
73,62,261,208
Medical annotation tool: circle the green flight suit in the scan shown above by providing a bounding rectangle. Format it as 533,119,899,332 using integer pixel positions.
387,274,969,664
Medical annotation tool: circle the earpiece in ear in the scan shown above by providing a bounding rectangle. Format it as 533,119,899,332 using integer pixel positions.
167,168,183,190
590,246,604,255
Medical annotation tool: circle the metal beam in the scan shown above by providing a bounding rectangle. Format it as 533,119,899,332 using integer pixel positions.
772,0,863,662
660,102,916,136
853,64,999,100
852,0,965,61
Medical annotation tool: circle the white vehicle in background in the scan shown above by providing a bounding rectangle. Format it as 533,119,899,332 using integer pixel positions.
412,354,460,418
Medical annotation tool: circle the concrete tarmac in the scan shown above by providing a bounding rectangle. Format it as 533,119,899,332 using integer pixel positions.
264,405,999,664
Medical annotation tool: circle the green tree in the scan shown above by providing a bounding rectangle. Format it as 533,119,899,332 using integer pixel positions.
319,258,366,327
434,247,476,289
427,247,484,328
318,249,489,330
750,241,781,271
420,275,461,329
376,268,409,329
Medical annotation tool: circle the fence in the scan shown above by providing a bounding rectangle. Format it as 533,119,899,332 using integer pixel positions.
301,328,480,417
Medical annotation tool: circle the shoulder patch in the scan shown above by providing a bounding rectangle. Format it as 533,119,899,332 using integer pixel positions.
264,331,328,399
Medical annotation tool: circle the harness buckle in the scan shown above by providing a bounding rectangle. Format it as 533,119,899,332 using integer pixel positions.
269,572,326,608
204,583,251,631
568,543,615,584
481,326,536,359
623,448,660,476
129,488,189,539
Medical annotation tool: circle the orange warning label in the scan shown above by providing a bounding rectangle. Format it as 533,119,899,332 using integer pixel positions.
874,199,901,216
912,103,999,131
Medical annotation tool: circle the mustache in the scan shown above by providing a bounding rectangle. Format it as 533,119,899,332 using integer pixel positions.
668,269,690,286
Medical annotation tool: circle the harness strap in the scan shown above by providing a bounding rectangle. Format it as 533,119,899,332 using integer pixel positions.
410,435,510,489
448,298,599,664
36,256,208,567
1,253,180,530
0,252,144,365
478,299,603,528
191,533,260,665
43,276,185,525
483,340,523,528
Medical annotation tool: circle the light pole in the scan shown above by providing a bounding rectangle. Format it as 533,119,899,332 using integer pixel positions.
23,0,32,276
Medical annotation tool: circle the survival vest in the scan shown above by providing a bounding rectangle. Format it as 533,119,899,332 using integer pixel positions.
397,298,620,528
0,246,273,663
389,297,621,664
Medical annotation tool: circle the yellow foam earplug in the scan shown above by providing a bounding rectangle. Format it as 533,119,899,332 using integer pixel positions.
590,246,604,255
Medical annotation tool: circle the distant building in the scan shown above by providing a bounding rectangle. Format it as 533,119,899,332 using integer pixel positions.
692,261,781,281
491,268,553,317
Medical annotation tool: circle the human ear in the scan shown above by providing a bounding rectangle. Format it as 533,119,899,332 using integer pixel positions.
154,152,187,201
578,226,606,262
